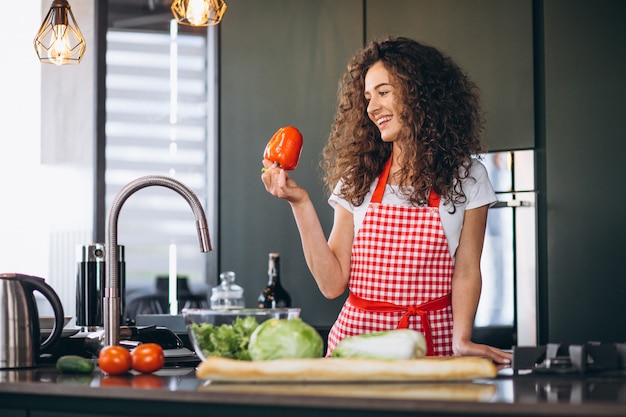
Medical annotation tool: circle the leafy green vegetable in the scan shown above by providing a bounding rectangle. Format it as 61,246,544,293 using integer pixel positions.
190,316,259,360
248,318,323,361
332,329,426,360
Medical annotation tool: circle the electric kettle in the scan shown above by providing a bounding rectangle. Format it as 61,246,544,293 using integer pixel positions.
0,273,64,369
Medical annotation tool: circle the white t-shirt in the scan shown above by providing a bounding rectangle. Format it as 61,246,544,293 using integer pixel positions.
328,159,497,258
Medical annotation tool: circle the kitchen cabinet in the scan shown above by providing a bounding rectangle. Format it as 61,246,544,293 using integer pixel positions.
366,0,535,152
539,0,626,344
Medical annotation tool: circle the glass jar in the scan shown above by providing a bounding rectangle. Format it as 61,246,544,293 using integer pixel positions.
210,271,244,310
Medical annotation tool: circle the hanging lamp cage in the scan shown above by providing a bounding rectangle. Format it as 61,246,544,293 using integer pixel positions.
34,0,86,65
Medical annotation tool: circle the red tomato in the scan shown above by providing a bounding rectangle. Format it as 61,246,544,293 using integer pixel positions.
131,343,165,374
98,345,132,376
263,126,303,170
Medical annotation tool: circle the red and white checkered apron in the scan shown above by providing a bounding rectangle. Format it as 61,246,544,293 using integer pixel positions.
327,157,454,356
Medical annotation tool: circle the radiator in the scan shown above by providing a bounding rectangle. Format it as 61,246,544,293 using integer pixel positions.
46,229,92,320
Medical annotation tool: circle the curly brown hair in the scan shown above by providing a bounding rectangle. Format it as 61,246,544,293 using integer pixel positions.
321,36,485,209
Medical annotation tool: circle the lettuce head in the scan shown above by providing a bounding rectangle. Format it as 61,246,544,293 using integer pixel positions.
248,318,323,360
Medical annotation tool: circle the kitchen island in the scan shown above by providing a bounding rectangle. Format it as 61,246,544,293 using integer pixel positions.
1,365,625,417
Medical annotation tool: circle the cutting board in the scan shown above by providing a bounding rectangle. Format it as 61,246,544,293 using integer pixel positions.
196,356,498,382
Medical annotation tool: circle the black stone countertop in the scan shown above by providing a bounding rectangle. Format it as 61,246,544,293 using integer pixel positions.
1,363,626,417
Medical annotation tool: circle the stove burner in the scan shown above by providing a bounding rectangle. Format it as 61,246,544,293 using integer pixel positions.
512,342,626,375
541,356,572,371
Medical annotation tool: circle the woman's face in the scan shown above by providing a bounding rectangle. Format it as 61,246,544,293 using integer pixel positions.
364,61,402,143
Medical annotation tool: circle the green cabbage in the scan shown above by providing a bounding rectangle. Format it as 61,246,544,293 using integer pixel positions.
248,318,324,360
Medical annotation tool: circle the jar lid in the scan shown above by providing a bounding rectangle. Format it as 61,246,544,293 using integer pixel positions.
211,271,243,299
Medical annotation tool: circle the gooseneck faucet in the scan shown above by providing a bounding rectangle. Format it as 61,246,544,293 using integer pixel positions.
104,175,212,347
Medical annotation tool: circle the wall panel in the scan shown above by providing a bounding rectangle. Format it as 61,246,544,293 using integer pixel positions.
219,0,363,327
542,0,626,343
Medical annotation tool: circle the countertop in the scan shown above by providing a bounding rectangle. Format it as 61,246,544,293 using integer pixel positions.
1,364,626,417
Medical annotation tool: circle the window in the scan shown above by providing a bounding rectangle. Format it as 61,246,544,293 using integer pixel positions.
105,12,218,317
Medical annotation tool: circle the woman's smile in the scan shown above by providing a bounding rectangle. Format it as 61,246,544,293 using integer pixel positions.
376,115,393,127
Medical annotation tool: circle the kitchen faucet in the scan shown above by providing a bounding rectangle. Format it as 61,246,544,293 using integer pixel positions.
103,175,212,347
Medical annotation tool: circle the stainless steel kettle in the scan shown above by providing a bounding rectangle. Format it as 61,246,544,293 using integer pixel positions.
0,273,64,369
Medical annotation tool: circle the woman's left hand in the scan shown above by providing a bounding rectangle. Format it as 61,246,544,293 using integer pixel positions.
453,339,512,366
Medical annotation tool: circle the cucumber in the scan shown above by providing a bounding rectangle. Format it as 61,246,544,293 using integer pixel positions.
56,355,95,374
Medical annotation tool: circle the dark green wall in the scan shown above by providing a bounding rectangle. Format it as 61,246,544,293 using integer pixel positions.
218,0,626,341
366,0,535,152
219,0,362,326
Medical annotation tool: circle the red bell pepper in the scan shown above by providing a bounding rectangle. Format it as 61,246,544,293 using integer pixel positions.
263,126,303,170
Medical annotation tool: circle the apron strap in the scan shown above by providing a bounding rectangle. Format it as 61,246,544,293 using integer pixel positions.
428,188,440,208
347,292,452,356
371,157,392,203
370,157,441,207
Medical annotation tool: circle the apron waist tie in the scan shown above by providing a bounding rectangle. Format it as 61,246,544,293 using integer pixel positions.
347,292,452,356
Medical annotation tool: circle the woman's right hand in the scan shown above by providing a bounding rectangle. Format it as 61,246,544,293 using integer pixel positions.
261,159,308,204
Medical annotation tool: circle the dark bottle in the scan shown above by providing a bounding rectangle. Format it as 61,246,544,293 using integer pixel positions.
257,253,291,308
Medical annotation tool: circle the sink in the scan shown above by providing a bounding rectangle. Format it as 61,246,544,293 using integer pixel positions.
135,314,187,333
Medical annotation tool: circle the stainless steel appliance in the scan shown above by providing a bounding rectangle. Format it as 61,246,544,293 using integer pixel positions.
512,342,626,375
0,273,64,369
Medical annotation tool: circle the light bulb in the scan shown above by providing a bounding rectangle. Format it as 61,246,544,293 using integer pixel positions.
171,0,226,26
186,0,210,26
48,24,71,66
34,0,86,65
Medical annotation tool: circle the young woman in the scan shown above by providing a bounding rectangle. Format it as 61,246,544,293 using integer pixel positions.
261,36,511,364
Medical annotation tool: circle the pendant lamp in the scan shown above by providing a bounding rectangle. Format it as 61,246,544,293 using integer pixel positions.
171,0,227,27
34,0,86,66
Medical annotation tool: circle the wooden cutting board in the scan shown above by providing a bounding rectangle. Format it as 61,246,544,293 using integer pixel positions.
196,356,497,382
